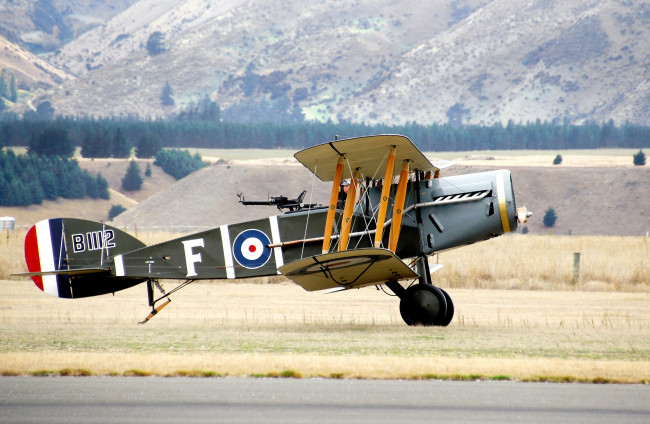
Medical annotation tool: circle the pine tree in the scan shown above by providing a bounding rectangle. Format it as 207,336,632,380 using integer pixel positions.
9,74,17,102
0,70,7,100
112,127,132,158
122,160,143,191
96,173,110,199
161,81,175,107
28,126,75,158
135,134,162,158
146,31,166,56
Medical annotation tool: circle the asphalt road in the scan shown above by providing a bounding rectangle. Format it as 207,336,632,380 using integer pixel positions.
1,377,648,423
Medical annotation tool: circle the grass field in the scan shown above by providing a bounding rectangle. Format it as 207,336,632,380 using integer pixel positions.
1,230,648,382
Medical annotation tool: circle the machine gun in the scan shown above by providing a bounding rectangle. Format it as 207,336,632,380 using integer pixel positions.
237,190,320,212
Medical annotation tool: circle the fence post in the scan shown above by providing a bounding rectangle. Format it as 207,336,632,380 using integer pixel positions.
572,252,581,283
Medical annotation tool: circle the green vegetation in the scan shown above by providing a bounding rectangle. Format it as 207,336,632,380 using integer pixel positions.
553,154,562,165
1,117,649,152
543,207,558,228
108,205,127,221
633,149,646,166
81,125,132,158
28,125,75,158
154,149,205,180
0,69,17,103
0,150,109,206
135,132,162,158
160,81,175,107
121,160,143,191
146,31,167,56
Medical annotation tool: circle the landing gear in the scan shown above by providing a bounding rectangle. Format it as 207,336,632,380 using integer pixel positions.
386,256,455,327
139,279,195,324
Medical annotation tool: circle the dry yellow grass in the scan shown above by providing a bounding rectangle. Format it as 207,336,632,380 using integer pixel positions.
2,229,648,382
435,234,649,291
3,229,647,291
1,279,649,382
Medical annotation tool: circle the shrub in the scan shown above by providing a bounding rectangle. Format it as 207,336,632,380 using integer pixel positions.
543,207,557,227
108,205,126,221
154,149,205,180
553,154,562,165
633,150,646,166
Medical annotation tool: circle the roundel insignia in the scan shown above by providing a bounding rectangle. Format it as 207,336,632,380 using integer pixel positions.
232,229,272,269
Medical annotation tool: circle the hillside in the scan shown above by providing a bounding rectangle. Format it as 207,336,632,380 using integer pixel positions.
0,157,173,227
110,158,650,237
0,35,71,91
0,0,138,53
4,0,649,126
4,152,646,237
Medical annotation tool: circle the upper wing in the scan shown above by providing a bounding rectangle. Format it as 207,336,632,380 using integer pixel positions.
279,247,419,291
293,134,439,181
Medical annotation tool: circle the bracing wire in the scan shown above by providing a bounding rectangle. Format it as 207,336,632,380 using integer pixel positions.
300,160,318,259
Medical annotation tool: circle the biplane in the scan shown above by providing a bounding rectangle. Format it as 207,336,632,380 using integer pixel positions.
17,135,530,326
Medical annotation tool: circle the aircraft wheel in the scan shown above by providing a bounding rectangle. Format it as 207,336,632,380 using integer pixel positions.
399,284,448,326
437,288,455,327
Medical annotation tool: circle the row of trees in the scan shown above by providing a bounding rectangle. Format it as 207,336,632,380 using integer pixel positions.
0,150,109,206
1,117,648,153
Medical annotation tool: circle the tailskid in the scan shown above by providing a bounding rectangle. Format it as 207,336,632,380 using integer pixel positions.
139,279,195,324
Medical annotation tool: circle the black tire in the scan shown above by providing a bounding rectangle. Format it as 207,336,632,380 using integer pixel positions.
437,288,455,327
399,284,447,326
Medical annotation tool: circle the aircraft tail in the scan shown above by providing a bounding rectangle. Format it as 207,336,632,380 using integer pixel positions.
23,218,147,298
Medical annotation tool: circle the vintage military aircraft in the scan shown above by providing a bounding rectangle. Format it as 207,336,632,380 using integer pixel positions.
18,135,530,326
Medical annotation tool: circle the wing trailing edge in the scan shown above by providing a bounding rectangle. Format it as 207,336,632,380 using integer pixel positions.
279,247,419,292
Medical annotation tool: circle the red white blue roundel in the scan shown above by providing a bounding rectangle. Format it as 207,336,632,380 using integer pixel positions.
232,229,272,269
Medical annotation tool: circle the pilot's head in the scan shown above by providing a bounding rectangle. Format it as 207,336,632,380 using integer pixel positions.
341,179,350,193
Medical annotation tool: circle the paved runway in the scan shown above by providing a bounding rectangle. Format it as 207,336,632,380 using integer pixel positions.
1,377,648,423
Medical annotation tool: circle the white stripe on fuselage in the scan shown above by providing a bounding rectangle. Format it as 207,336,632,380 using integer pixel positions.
36,220,59,296
269,215,283,273
114,254,125,277
220,225,235,279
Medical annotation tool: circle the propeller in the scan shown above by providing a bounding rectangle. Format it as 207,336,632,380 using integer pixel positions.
517,206,533,224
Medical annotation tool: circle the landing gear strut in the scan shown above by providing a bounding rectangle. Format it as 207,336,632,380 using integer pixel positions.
386,256,454,326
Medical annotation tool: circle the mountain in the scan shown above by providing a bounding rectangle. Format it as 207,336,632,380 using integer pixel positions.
335,0,650,125
0,0,138,53
4,0,650,126
0,35,71,91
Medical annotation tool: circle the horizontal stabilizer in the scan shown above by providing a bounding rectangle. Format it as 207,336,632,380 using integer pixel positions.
13,267,110,277
279,247,418,292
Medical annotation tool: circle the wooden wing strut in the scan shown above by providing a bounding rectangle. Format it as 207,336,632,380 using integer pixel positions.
374,146,396,248
388,160,409,252
322,156,344,253
338,168,359,251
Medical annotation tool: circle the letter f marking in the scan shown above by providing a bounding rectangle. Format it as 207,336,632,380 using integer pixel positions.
182,238,205,277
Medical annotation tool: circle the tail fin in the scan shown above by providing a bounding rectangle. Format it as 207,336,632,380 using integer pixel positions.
24,218,147,298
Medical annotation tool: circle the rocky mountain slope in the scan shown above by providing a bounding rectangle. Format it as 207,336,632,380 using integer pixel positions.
0,35,71,91
3,0,648,126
